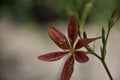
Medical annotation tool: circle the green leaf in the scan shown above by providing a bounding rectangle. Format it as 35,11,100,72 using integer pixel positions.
102,27,105,44
100,46,103,57
108,4,120,28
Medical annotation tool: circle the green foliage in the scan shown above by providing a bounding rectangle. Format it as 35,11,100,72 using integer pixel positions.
0,0,119,23
77,1,120,80
108,4,120,28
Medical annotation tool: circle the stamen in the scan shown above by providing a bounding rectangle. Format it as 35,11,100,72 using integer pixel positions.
59,39,66,44
59,39,67,49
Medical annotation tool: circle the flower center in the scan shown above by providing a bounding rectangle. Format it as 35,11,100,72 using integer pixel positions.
70,48,75,54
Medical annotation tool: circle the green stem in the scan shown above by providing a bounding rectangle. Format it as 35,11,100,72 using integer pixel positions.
77,2,94,38
101,60,113,80
85,45,101,59
77,0,113,79
76,12,82,39
102,28,110,60
87,47,112,80
80,2,93,30
85,46,113,80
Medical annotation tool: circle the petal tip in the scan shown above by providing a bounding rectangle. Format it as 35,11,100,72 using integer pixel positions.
68,15,78,46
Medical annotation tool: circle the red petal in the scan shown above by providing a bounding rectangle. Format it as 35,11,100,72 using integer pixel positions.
61,55,74,80
38,51,68,62
75,51,89,63
48,27,70,49
68,15,78,46
75,37,101,49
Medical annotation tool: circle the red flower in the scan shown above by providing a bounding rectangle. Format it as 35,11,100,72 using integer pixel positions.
38,15,101,80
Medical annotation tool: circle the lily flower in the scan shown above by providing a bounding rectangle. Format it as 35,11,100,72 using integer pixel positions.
38,15,101,80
